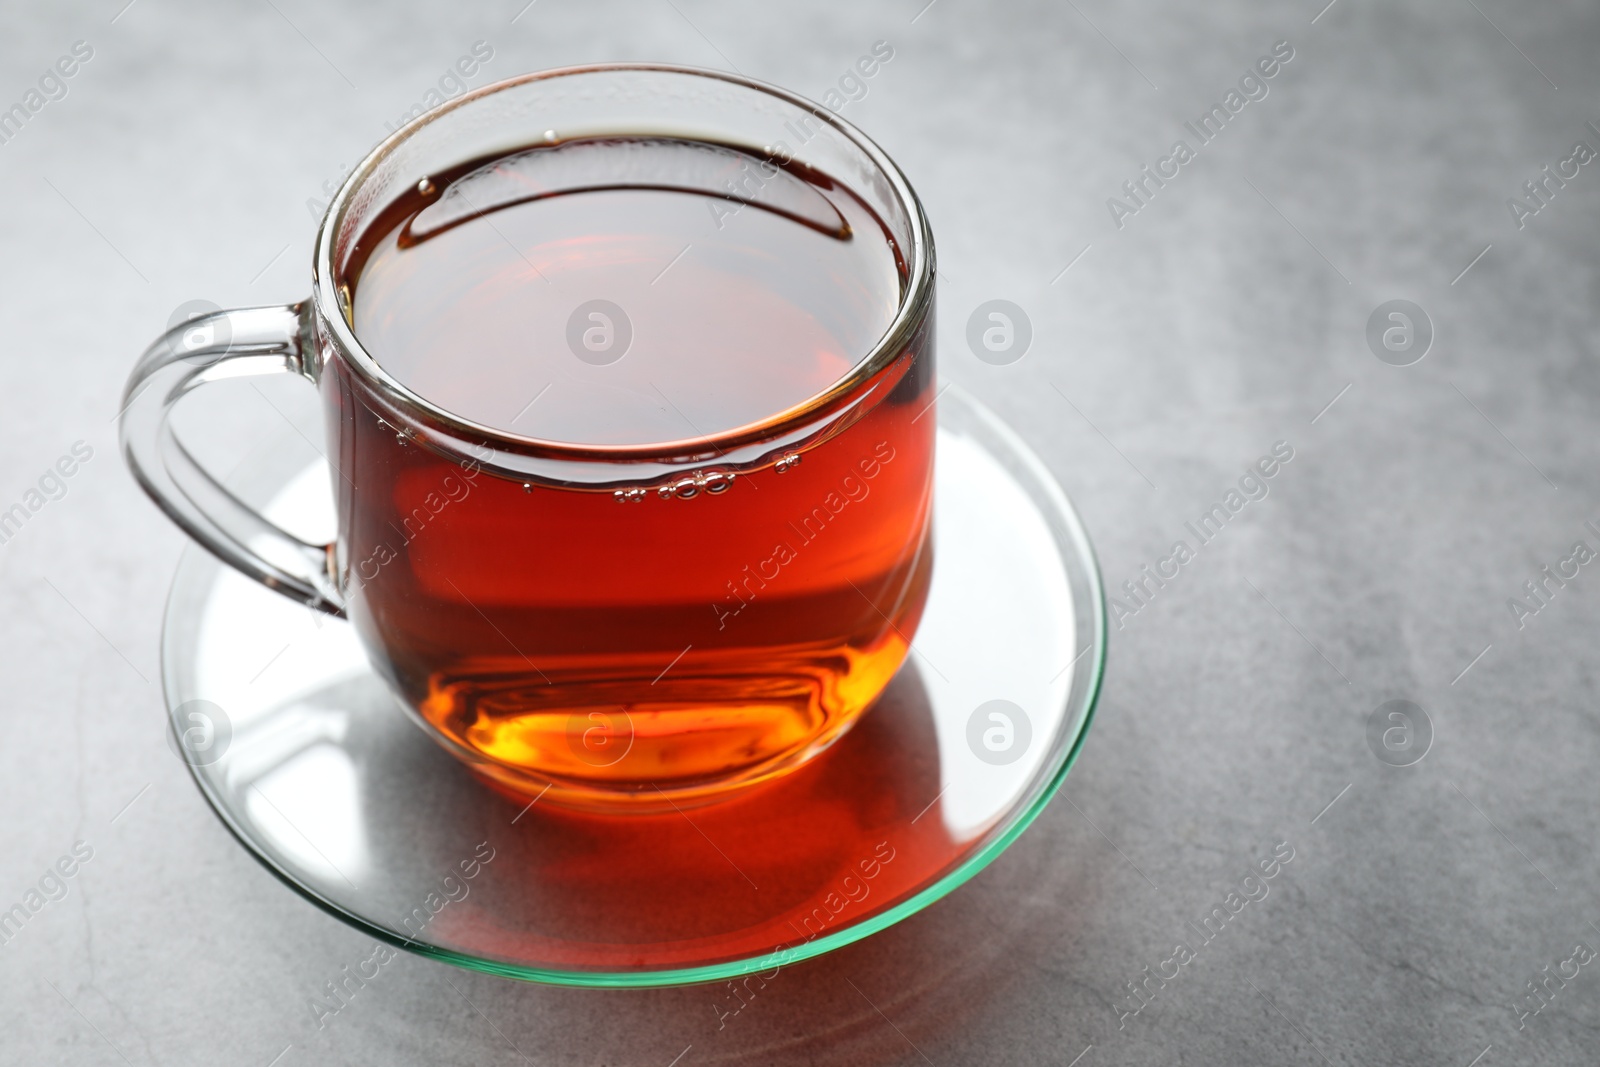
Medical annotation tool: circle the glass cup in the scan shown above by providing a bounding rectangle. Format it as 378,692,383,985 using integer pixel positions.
121,65,936,811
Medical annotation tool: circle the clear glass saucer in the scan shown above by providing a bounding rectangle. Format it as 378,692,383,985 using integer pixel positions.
160,385,1106,988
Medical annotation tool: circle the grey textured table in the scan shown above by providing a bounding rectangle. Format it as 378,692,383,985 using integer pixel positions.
2,0,1595,1063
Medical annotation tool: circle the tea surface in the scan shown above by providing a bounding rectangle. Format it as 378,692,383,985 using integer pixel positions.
348,137,904,445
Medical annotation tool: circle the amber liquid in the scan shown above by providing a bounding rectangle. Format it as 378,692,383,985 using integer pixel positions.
327,137,934,808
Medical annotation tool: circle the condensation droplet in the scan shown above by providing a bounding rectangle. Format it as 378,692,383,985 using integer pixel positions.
417,177,435,195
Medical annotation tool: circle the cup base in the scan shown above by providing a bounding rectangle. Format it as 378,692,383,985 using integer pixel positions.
405,621,922,812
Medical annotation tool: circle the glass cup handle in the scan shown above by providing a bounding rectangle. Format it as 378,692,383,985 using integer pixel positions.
119,301,346,617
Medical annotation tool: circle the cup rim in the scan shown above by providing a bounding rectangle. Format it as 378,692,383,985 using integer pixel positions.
312,62,934,463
